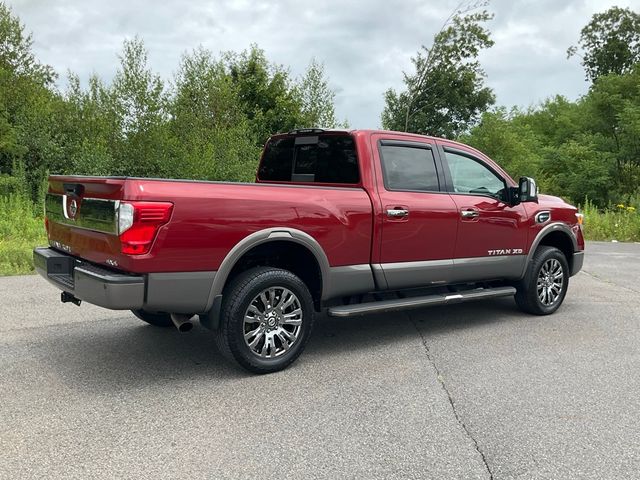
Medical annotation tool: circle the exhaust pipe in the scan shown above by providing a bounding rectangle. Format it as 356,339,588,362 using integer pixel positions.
170,313,194,333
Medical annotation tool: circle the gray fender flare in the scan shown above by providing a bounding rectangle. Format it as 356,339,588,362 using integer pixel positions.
204,227,331,313
520,222,578,279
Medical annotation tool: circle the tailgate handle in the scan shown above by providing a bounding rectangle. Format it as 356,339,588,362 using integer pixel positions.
63,183,85,197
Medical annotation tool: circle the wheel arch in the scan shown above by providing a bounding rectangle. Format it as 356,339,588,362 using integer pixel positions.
205,228,330,313
524,223,578,277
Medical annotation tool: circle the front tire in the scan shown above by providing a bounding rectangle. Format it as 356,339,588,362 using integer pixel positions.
215,267,315,374
515,246,569,315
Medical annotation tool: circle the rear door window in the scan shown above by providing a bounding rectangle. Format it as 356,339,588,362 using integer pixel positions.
379,145,440,192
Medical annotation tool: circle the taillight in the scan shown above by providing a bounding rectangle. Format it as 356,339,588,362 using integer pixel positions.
118,201,173,255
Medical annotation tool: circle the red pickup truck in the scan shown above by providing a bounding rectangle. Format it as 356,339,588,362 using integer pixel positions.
34,129,585,373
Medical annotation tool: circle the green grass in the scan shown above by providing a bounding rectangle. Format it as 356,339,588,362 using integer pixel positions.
581,199,640,242
0,194,47,275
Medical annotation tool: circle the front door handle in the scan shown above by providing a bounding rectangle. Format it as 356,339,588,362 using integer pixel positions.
460,209,479,218
387,208,409,218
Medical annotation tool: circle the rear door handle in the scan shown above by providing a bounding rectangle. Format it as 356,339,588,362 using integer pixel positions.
460,209,479,218
386,208,409,218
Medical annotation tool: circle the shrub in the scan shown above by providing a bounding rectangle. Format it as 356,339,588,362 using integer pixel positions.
581,199,640,242
0,194,46,275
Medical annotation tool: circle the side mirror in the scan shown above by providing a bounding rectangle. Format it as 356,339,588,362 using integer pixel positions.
518,176,538,203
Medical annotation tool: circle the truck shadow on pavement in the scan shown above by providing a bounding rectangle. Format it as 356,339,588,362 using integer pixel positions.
41,297,524,391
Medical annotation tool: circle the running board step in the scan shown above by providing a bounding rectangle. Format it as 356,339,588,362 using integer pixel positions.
327,286,517,318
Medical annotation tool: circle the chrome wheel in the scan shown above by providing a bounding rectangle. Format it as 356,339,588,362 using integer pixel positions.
536,258,564,306
243,287,303,358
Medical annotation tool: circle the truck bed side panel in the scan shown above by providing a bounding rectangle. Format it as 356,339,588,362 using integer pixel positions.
120,180,373,273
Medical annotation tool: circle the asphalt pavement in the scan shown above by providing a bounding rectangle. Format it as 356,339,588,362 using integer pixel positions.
1,241,638,479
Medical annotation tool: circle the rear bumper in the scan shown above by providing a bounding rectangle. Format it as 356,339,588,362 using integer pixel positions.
571,250,584,277
33,247,217,314
34,247,145,309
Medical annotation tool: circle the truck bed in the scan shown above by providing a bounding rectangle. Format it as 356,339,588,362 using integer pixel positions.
45,176,374,274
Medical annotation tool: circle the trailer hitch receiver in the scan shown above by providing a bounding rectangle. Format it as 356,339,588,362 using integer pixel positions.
61,291,82,306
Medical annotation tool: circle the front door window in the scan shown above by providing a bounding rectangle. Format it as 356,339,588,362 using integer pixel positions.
446,151,507,202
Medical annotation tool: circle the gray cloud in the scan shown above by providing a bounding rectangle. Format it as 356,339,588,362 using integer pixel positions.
8,0,640,128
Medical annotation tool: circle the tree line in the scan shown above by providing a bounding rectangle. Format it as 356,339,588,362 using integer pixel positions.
2,1,640,209
0,2,343,202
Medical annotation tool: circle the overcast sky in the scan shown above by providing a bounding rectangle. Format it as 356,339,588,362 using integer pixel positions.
7,0,640,128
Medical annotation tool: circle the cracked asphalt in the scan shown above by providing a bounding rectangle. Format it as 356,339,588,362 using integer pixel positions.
1,241,639,479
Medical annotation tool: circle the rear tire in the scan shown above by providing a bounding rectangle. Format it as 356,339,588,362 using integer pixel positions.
131,309,173,327
215,267,315,374
515,246,569,315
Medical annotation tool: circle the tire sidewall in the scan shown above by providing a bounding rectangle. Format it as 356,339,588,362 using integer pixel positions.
530,248,569,314
224,269,315,372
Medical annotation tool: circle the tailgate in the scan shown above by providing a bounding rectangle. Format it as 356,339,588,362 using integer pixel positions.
45,176,126,266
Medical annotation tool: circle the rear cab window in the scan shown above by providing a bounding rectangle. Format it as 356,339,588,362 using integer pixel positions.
258,133,360,185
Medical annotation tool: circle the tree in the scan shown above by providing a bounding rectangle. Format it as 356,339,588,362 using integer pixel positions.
56,38,174,179
0,2,58,199
459,108,545,181
104,37,169,177
298,58,340,128
55,73,117,176
582,65,640,198
169,47,260,181
224,45,305,144
0,2,55,85
381,0,495,138
567,7,640,82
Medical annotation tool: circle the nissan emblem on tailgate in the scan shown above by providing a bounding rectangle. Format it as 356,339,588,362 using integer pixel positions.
63,195,79,220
